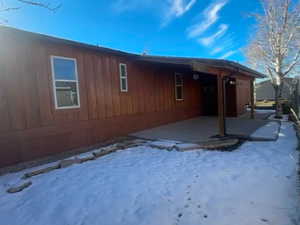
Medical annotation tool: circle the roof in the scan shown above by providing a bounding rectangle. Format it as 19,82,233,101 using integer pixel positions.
0,26,266,78
135,55,266,78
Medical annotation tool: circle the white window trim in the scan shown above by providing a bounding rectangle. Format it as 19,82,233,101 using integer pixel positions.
119,63,128,92
175,73,184,101
50,55,81,110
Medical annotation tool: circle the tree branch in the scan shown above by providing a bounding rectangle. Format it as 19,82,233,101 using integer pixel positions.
284,48,300,75
16,0,61,11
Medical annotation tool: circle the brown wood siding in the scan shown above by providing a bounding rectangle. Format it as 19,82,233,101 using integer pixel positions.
235,77,251,115
0,34,202,167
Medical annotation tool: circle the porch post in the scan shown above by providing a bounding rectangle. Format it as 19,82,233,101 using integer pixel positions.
250,79,255,119
217,74,226,136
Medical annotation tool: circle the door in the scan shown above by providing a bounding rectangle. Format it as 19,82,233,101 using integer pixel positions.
202,81,218,116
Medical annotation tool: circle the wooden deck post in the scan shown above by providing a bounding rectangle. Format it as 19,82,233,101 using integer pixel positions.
250,79,255,119
217,74,226,137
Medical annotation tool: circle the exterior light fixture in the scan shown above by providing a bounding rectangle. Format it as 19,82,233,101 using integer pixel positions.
229,80,236,85
193,74,199,80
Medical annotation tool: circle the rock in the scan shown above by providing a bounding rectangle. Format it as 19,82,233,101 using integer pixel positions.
93,145,119,158
124,143,140,149
7,181,32,193
149,141,178,150
22,164,60,179
79,155,96,163
176,143,201,151
59,158,81,168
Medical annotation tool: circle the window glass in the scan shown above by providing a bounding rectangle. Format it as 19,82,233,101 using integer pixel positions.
53,57,76,80
175,74,183,85
51,56,80,109
55,81,79,107
120,65,127,77
120,64,128,92
176,86,183,100
175,73,183,100
121,78,127,91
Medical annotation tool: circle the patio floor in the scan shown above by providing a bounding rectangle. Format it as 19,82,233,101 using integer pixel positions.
132,112,278,143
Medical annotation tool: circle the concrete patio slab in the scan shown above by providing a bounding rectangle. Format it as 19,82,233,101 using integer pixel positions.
132,113,279,143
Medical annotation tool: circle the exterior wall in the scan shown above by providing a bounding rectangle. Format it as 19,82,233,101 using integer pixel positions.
0,32,202,167
235,77,252,115
256,78,293,101
225,81,237,117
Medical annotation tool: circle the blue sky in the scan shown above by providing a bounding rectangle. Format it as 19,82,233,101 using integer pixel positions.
3,0,261,64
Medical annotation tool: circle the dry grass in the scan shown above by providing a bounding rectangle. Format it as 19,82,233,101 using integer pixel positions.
256,100,275,107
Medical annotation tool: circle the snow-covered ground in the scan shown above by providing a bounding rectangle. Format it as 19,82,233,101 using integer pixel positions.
250,121,280,140
0,122,299,225
247,108,276,114
268,114,290,122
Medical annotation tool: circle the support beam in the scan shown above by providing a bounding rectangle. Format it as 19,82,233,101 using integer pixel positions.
250,79,255,119
217,74,226,137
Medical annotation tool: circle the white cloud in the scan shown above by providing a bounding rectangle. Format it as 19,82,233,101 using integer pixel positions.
162,0,197,26
112,0,196,26
170,0,197,17
211,47,224,55
198,24,228,46
187,0,228,38
219,50,238,59
210,34,236,55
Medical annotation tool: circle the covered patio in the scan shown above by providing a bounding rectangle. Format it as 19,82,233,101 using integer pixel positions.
138,56,267,139
132,111,278,143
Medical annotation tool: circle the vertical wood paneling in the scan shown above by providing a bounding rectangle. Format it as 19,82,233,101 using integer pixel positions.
95,55,106,119
136,65,144,114
3,37,27,130
36,42,54,126
0,28,211,168
0,50,12,132
154,69,160,112
84,53,98,120
129,61,138,114
75,49,89,121
126,62,134,115
21,41,41,129
103,56,114,118
110,57,121,117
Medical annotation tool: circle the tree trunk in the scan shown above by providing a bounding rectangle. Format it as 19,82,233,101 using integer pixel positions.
274,84,283,118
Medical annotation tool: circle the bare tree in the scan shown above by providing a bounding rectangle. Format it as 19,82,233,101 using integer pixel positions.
245,0,300,118
0,0,61,22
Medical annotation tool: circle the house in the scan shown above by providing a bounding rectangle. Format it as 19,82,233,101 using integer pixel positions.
0,26,265,168
256,78,295,101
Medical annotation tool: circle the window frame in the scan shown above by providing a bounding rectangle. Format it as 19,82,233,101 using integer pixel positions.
175,73,184,101
50,55,81,110
119,63,128,92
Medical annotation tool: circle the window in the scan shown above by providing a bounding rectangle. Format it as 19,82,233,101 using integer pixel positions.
119,63,128,92
51,56,80,109
175,73,184,100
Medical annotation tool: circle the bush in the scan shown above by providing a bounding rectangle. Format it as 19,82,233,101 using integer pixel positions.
282,102,291,115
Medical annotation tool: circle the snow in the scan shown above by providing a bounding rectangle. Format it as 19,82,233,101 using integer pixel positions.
268,114,290,122
250,121,280,140
247,108,276,114
0,122,299,225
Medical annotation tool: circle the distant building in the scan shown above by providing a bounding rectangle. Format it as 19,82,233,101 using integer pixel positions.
256,78,295,101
